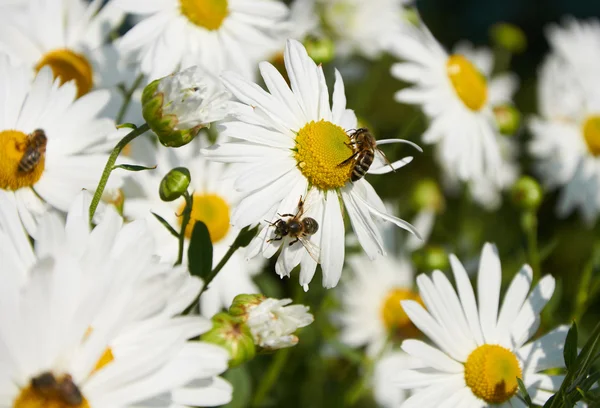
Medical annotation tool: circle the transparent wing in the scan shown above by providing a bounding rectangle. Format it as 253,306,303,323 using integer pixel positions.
298,236,320,263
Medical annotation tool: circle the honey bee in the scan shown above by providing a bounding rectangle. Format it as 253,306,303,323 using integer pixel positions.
31,371,83,405
18,129,47,173
338,128,393,182
267,196,320,262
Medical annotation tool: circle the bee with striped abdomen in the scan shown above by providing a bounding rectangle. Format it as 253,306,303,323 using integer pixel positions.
18,129,47,173
338,128,393,182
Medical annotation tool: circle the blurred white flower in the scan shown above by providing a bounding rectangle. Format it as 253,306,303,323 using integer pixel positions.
396,243,566,407
391,26,519,190
115,0,289,80
123,137,262,318
319,0,411,59
0,191,233,408
0,56,121,237
245,297,314,350
529,18,600,224
336,255,418,356
204,39,420,290
372,351,421,408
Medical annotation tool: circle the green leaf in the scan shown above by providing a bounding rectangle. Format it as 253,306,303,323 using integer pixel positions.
112,163,157,172
188,221,213,281
234,224,260,248
517,377,533,407
151,212,179,238
564,322,578,370
222,365,252,408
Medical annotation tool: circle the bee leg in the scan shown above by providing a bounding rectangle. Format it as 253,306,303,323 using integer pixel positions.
278,213,295,218
267,236,283,243
289,238,299,246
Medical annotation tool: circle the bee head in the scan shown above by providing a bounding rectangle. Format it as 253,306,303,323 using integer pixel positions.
274,219,289,236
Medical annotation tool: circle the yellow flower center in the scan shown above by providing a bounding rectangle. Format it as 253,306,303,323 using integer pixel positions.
35,49,94,98
13,375,90,408
179,0,228,31
0,130,45,191
446,54,488,111
380,288,422,337
582,115,600,156
294,120,354,190
178,193,230,243
464,344,522,404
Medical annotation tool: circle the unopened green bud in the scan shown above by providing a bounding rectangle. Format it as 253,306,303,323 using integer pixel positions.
141,66,230,147
201,312,256,367
411,178,445,213
159,167,191,202
304,36,335,65
511,176,543,211
229,294,266,319
412,245,449,271
493,104,521,135
490,23,527,54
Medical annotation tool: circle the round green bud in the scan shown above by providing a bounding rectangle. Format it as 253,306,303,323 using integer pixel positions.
412,245,449,271
159,167,191,202
411,178,445,213
304,36,335,65
201,312,256,368
511,176,543,211
229,294,266,319
490,23,527,54
493,104,521,136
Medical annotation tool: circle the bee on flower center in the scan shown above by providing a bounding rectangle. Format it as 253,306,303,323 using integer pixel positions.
338,128,393,182
18,129,47,173
31,371,83,406
267,196,320,262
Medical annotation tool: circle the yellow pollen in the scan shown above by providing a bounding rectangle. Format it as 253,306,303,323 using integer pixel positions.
380,288,422,337
582,115,600,156
464,344,522,404
179,0,228,30
178,193,230,243
13,376,90,408
35,49,94,98
446,54,488,111
0,130,45,191
294,120,354,190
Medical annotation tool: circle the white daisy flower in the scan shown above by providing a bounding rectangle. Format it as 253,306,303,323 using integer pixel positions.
336,255,418,356
0,191,233,408
529,18,600,224
319,0,410,59
115,0,289,80
396,243,567,407
245,297,314,350
0,56,120,237
123,137,261,317
204,39,420,290
0,0,127,100
391,25,519,186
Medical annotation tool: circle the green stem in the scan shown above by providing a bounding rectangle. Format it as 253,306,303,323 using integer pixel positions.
89,123,150,223
202,244,238,290
175,191,193,266
521,211,541,282
116,74,144,124
573,243,600,321
251,348,291,407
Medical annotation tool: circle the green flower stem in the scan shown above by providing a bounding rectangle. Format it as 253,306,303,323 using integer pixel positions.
175,191,193,266
521,211,541,282
573,243,600,321
89,123,150,223
251,348,291,407
116,73,144,124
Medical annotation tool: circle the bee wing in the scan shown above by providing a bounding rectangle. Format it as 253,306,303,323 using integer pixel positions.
298,236,320,263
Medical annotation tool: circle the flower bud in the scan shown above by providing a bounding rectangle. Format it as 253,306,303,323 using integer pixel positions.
304,36,335,65
200,312,256,367
412,245,449,271
511,176,543,211
490,23,527,54
141,66,230,147
159,167,191,202
230,295,314,350
411,178,445,213
493,104,521,136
